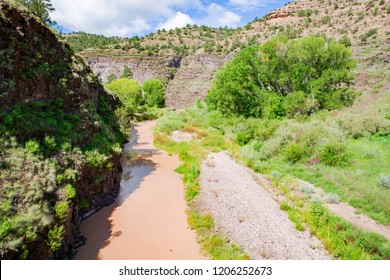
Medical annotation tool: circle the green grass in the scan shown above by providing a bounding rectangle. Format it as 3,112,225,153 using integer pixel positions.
256,137,390,224
274,178,390,260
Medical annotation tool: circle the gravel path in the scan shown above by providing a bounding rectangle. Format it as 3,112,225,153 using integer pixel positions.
196,151,330,260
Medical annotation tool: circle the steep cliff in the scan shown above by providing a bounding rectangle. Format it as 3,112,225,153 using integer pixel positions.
0,0,125,259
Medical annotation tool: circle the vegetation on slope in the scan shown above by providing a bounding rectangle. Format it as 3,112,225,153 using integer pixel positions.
0,0,126,259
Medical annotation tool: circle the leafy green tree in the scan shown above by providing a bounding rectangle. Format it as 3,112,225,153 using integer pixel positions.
142,79,165,108
206,35,356,118
105,78,142,114
18,0,55,24
120,66,133,79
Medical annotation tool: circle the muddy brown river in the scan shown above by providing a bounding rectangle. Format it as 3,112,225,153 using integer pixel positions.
75,121,204,259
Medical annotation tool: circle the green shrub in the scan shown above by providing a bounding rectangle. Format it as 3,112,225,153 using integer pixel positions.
43,135,56,153
155,116,185,134
107,73,117,83
284,142,305,163
120,66,133,79
84,150,110,170
377,174,390,189
46,225,64,252
283,91,314,116
65,184,76,200
319,142,351,166
337,113,390,138
25,139,40,154
78,198,89,210
53,201,68,222
339,35,352,47
297,10,307,17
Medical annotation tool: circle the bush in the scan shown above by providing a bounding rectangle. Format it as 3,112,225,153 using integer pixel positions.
284,142,305,163
43,135,56,153
377,174,390,189
46,225,64,252
107,73,117,83
319,142,351,166
297,184,316,196
53,201,68,222
339,35,352,47
155,116,185,134
283,91,313,117
337,113,390,138
25,139,40,154
65,184,76,200
120,66,133,79
326,193,340,204
84,150,110,170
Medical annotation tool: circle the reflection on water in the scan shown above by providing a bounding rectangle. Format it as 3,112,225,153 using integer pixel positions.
117,158,156,205
74,143,157,260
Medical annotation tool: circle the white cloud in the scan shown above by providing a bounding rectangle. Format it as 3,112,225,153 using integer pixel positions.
228,0,276,11
50,0,277,36
200,3,241,27
158,11,194,30
51,0,191,36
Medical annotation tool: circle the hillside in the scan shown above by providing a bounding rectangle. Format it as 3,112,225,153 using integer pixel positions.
64,0,389,109
0,0,125,259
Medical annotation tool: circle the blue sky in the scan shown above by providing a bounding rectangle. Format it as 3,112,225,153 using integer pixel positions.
50,0,288,37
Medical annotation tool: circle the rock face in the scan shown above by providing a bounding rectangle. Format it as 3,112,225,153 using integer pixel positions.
165,52,226,109
266,4,303,20
0,1,125,259
81,50,226,109
83,55,181,85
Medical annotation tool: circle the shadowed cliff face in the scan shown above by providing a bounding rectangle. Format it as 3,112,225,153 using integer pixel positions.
0,0,125,259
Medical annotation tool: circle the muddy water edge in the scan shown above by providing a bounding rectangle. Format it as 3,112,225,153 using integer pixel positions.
74,121,204,260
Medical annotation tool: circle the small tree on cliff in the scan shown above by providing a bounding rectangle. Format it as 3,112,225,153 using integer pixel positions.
120,66,133,79
18,0,55,24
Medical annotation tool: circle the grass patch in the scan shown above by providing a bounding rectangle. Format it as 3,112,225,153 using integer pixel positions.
272,177,390,260
259,138,390,224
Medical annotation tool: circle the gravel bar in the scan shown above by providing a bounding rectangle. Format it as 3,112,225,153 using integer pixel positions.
196,151,331,260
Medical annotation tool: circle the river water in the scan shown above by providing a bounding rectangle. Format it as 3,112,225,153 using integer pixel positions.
74,121,204,259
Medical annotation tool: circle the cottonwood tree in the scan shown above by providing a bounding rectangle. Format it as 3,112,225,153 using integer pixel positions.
142,79,165,108
206,35,357,118
105,78,142,114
